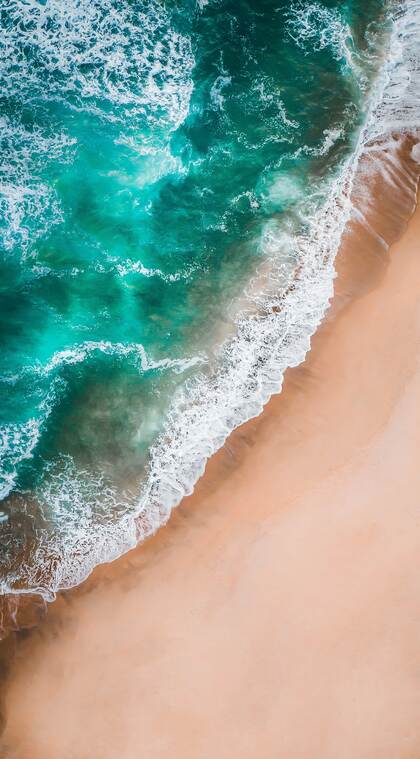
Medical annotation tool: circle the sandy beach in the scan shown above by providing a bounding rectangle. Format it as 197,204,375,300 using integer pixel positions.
0,189,420,758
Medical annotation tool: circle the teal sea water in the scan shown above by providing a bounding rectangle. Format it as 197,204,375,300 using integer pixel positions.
0,0,417,596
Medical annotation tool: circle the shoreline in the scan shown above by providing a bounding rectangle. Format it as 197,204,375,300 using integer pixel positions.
3,14,420,605
1,186,420,756
2,2,416,603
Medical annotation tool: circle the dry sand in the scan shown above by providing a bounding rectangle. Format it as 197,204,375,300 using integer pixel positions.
1,200,420,759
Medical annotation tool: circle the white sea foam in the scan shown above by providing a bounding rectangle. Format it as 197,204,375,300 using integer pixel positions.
306,126,345,157
0,375,63,501
285,1,358,74
0,0,195,255
210,75,232,111
0,116,74,254
239,78,300,151
39,341,205,376
2,0,420,600
0,420,40,500
0,0,194,132
412,142,420,162
131,0,420,556
1,342,205,386
115,258,196,282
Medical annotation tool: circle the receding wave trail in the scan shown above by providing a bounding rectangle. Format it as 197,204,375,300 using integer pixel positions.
0,0,419,602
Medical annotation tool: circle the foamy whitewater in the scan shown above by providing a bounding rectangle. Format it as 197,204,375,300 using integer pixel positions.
0,0,419,600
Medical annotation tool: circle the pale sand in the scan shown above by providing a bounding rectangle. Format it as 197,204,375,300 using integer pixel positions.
1,202,420,759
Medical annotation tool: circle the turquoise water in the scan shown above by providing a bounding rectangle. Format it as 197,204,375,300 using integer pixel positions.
0,0,395,594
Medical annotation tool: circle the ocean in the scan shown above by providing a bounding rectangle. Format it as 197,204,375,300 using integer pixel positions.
0,0,418,599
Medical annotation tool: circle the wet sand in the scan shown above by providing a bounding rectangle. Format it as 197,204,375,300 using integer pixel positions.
1,196,420,757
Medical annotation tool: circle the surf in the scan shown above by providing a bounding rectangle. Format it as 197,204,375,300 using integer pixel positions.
0,0,419,603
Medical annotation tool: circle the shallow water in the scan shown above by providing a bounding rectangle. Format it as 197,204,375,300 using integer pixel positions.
0,0,413,596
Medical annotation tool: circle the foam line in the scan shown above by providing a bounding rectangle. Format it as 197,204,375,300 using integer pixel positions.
2,0,420,600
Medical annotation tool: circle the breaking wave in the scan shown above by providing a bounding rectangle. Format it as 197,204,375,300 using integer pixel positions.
1,0,420,602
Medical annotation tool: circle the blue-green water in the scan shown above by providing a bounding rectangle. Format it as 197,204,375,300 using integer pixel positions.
0,0,409,595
